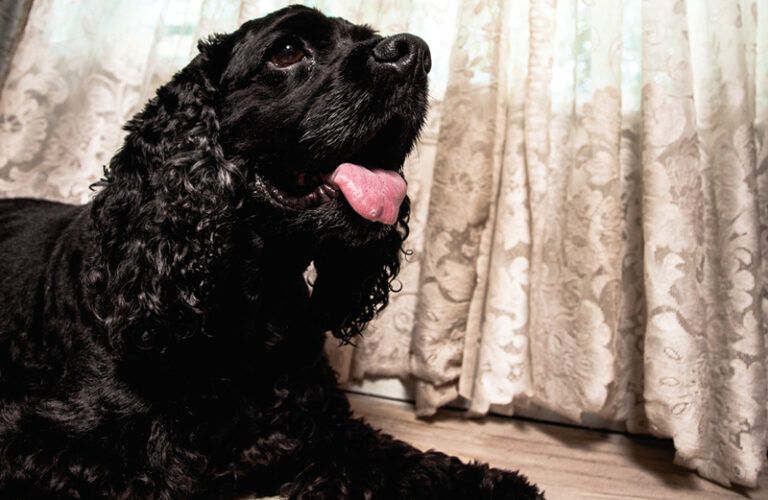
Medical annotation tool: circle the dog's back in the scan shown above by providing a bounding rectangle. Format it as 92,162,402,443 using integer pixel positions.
0,198,84,270
0,199,90,397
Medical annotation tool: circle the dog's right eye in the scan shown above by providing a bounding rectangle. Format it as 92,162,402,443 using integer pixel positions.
269,41,307,68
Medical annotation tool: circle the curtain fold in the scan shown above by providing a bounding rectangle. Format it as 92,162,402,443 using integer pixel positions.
640,0,767,487
524,0,623,421
408,0,509,414
0,0,33,97
0,0,766,489
460,0,532,415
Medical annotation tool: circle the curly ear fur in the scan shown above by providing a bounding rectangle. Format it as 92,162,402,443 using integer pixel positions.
87,35,241,355
310,199,410,343
86,29,413,353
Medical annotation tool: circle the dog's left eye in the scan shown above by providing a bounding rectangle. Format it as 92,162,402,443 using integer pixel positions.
270,42,306,68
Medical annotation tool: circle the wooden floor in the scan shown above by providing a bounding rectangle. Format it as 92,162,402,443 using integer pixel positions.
348,393,767,500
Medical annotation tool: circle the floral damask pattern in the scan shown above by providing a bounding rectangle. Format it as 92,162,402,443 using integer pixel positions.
1,0,766,489
640,0,766,486
0,0,168,201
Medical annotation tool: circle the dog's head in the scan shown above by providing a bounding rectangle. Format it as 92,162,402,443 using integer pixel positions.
217,6,430,243
90,6,430,352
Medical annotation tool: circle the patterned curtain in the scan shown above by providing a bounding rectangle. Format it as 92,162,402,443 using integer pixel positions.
1,0,766,489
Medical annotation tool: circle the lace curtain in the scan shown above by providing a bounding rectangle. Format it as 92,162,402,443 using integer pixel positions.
1,0,766,489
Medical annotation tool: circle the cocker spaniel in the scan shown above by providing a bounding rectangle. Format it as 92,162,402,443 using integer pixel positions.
0,5,542,499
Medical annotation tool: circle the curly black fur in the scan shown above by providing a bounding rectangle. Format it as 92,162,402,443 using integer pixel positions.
0,6,542,499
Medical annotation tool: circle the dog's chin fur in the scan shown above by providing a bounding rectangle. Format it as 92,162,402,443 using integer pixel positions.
0,5,542,499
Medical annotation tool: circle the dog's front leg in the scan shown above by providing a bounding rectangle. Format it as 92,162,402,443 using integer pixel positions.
198,358,542,499
272,396,543,499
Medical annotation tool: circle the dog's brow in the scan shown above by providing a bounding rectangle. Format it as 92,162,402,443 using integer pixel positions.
332,18,377,41
274,9,332,36
349,24,377,41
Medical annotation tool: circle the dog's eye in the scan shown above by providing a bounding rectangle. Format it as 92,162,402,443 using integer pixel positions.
270,42,306,68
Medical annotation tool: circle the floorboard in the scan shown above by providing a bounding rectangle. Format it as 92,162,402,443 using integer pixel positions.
348,392,767,500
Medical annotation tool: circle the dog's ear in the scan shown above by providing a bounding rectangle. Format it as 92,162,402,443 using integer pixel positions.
309,200,410,342
88,33,242,355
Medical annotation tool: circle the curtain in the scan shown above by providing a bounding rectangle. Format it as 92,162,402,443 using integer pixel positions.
0,0,33,96
0,0,766,489
354,0,768,488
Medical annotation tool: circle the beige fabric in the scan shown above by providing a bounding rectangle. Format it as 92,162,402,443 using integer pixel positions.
354,0,768,488
0,0,766,489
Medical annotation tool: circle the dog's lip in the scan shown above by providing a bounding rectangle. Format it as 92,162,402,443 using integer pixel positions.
264,161,406,213
266,174,339,210
263,115,411,210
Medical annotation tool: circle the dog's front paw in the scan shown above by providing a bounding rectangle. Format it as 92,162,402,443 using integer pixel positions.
479,466,544,499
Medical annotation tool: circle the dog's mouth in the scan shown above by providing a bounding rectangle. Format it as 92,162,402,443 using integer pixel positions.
266,118,410,225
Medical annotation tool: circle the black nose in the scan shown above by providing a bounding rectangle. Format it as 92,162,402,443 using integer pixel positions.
372,34,431,79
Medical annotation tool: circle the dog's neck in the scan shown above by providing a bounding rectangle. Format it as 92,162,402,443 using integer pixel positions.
237,220,315,282
104,222,326,399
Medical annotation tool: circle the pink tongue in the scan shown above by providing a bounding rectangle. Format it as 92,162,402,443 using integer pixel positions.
330,163,407,225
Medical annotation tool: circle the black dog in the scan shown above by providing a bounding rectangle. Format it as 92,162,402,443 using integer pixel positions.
0,6,541,499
